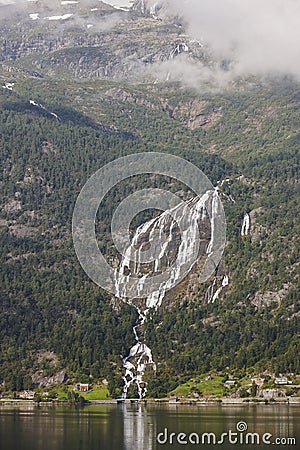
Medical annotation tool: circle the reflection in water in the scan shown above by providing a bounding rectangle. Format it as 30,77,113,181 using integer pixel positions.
0,404,299,450
121,404,155,450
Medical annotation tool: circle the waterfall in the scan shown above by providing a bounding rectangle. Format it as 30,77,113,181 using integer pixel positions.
121,310,156,399
241,213,250,236
115,190,221,398
205,275,229,304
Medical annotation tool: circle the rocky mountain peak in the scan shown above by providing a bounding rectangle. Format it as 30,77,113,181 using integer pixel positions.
131,0,175,22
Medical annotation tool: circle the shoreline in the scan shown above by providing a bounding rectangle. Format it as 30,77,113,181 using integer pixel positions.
1,397,300,407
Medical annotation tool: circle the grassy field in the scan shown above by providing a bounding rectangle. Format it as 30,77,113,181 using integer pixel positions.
80,386,111,401
47,384,111,401
170,376,227,398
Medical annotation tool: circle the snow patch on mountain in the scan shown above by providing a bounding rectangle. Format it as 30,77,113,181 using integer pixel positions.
29,13,39,20
101,0,134,10
46,14,73,21
2,82,14,90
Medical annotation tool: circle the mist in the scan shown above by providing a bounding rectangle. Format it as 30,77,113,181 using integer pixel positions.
167,0,300,81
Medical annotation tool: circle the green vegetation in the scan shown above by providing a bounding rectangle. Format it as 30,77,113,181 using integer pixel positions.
80,387,111,401
0,59,299,398
53,389,84,404
170,376,227,398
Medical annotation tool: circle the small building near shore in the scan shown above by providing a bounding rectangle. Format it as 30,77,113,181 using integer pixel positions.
19,390,36,399
275,377,291,385
74,383,89,392
224,380,236,387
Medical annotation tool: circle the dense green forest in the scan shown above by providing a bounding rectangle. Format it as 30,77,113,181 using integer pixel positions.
0,64,299,397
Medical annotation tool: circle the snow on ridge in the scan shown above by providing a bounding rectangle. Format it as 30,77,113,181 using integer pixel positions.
101,0,134,11
46,14,73,21
2,82,14,91
29,13,39,20
61,1,78,4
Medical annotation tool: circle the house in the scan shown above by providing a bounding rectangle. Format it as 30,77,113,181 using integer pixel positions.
74,383,89,392
19,390,36,399
224,380,236,387
275,377,291,385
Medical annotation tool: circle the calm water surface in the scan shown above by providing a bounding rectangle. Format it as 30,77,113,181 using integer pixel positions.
0,404,299,450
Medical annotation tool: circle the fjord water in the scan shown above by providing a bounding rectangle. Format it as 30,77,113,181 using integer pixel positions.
0,404,299,450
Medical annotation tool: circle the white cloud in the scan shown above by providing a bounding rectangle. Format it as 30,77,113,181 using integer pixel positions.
168,0,300,80
143,54,232,90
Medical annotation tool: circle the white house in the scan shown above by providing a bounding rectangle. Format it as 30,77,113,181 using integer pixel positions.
275,377,291,385
224,380,236,387
19,391,36,399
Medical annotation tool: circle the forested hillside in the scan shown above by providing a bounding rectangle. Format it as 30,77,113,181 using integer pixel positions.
0,1,299,397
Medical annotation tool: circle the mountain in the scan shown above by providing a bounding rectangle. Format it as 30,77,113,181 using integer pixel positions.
0,0,299,397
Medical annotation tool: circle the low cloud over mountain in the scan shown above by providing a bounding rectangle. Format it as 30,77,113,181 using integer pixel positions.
168,0,300,80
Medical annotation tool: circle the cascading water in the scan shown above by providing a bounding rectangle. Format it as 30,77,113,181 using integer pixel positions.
72,153,227,400
241,213,250,236
115,189,222,399
121,310,156,399
205,274,229,304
